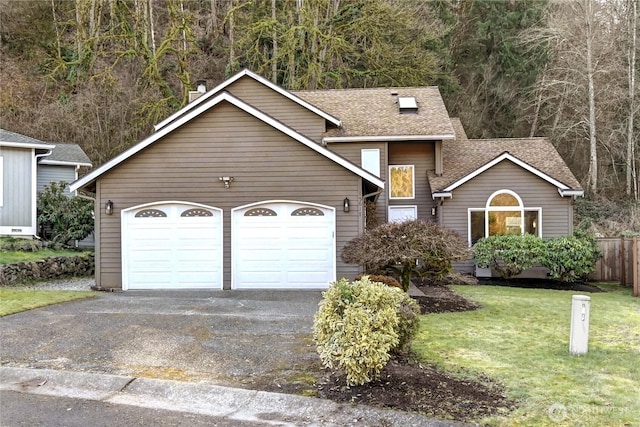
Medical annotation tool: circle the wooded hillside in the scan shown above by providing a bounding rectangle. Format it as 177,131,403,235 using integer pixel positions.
1,0,638,222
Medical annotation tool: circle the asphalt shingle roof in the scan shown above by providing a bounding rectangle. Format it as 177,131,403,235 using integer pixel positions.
0,128,91,166
293,87,455,138
428,133,583,192
0,128,47,145
45,143,92,165
290,89,581,191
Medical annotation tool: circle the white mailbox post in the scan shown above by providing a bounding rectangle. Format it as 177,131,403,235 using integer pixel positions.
570,295,591,355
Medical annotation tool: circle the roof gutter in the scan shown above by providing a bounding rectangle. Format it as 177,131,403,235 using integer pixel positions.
558,189,584,197
40,160,92,167
323,134,456,143
431,191,452,199
1,141,54,150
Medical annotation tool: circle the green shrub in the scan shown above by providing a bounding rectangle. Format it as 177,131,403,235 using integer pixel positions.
313,277,420,385
541,233,601,282
37,181,94,246
473,234,546,279
355,274,402,289
0,237,42,252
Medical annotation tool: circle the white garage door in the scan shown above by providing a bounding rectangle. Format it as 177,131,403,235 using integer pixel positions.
232,201,335,289
122,202,223,290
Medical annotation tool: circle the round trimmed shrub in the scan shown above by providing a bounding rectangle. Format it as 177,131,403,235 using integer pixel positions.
473,234,546,279
313,277,421,385
541,234,600,282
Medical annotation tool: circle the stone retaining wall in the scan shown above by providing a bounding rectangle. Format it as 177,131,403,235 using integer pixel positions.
0,254,94,286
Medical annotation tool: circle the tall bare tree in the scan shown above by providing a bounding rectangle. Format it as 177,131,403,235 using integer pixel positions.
626,0,638,199
524,0,620,194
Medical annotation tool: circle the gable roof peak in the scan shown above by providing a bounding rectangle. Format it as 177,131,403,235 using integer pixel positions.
71,90,382,193
154,69,341,132
428,135,583,197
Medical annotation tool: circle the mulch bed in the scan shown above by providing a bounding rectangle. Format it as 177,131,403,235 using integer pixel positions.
266,277,606,423
315,354,515,422
476,277,604,293
413,284,480,314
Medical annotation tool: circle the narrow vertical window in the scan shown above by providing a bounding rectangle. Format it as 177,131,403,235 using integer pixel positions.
361,149,380,177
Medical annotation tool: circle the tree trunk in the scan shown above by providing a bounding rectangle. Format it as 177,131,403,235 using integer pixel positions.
149,0,156,56
627,0,638,199
529,64,546,137
210,0,219,35
271,0,277,83
228,0,235,74
586,0,598,193
50,0,62,61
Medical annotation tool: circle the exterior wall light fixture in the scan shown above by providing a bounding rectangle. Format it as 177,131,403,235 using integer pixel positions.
431,206,437,216
105,200,114,215
343,197,350,213
219,176,234,188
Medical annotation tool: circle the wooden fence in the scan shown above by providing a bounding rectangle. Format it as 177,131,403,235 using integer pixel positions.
590,237,639,296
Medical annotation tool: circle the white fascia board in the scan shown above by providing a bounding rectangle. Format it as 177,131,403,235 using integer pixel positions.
323,134,456,143
71,92,383,193
0,141,54,150
40,159,92,167
442,153,571,192
559,189,584,197
154,69,341,131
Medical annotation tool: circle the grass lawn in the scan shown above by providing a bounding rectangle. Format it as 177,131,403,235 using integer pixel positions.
414,284,640,426
0,249,87,265
0,289,94,316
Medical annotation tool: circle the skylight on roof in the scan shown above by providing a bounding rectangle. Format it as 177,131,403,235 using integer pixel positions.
397,96,418,113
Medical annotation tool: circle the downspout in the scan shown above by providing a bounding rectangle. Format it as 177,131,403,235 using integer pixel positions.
74,191,96,249
34,149,53,239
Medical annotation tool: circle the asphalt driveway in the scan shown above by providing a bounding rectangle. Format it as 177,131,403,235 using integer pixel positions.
0,290,323,390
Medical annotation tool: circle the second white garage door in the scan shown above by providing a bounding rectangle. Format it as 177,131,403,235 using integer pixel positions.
232,201,335,289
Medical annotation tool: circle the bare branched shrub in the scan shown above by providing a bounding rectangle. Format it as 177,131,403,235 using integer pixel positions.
342,220,469,291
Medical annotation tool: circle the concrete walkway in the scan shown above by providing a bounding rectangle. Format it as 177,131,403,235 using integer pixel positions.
0,367,464,426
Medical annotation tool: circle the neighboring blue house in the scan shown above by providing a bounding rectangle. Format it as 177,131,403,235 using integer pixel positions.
0,129,92,238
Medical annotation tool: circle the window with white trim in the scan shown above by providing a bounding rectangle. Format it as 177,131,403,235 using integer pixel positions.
361,149,380,177
469,190,541,244
389,165,414,199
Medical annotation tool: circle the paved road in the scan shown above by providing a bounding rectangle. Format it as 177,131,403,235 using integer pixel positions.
0,390,268,427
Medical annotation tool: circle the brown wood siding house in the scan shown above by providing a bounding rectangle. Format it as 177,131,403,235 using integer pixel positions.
387,142,437,222
327,141,388,225
96,104,365,288
71,69,583,290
